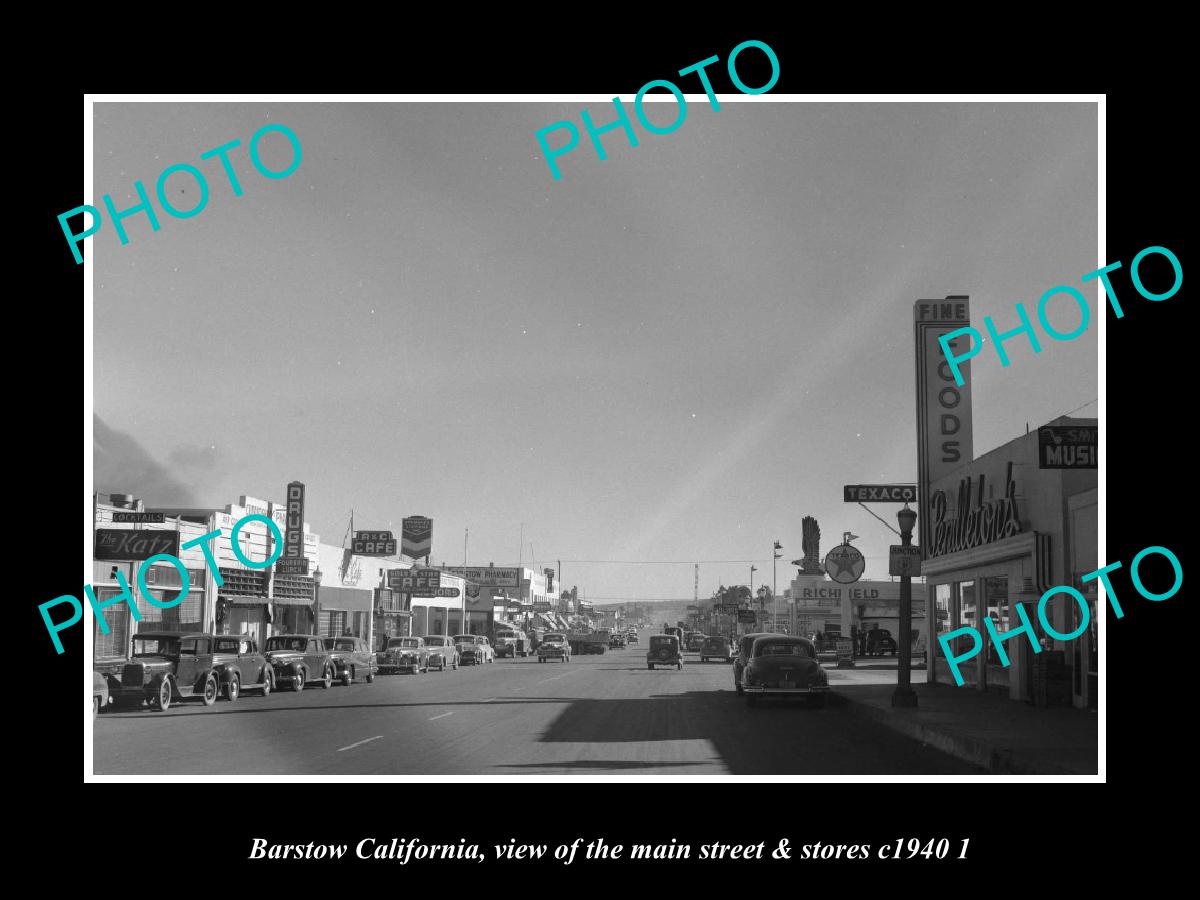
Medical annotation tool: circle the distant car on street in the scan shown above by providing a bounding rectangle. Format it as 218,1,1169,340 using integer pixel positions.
732,632,781,696
322,636,378,685
378,636,429,674
626,631,638,645
647,634,683,670
741,635,829,708
423,635,460,671
494,627,530,658
700,635,733,663
538,632,571,663
609,633,626,649
685,632,705,652
865,628,898,657
265,634,337,691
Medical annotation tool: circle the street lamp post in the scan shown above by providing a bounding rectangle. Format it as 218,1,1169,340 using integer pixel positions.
313,566,324,637
892,505,918,708
773,540,782,629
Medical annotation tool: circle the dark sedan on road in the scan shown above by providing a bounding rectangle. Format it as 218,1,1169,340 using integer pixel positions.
865,628,898,657
732,632,782,695
741,635,829,708
423,635,460,671
453,635,494,666
212,634,274,699
647,634,683,670
264,634,336,691
112,632,227,711
322,636,378,685
700,635,733,663
538,633,571,663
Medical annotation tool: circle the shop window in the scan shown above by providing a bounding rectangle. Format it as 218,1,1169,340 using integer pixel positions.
93,588,128,659
984,577,1010,666
935,584,952,638
958,581,977,657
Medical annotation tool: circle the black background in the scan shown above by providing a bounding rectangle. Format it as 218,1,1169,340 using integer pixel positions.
22,22,1185,887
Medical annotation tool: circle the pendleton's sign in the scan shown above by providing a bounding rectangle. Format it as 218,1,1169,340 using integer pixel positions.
928,462,1022,558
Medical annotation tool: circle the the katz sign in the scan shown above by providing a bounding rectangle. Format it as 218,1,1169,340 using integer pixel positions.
94,529,179,561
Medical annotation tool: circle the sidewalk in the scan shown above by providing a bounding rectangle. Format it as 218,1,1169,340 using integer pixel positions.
829,682,1098,775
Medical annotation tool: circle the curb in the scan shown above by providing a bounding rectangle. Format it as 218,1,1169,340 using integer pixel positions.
828,692,1086,775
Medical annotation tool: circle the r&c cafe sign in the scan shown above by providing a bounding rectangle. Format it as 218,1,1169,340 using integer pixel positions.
928,462,1022,558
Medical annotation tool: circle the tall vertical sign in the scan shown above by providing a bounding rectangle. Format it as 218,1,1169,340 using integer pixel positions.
277,481,308,575
914,297,973,556
402,516,433,561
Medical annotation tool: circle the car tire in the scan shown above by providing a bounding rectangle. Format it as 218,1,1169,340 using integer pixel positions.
294,670,306,691
152,678,173,711
735,682,744,695
539,657,544,663
201,674,219,707
366,670,375,683
93,696,101,718
648,663,654,670
341,668,352,686
224,675,240,703
262,670,273,695
321,667,333,689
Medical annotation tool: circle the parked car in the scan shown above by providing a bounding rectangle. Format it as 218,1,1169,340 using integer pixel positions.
732,632,781,696
212,634,275,699
378,636,429,674
700,635,733,663
626,631,639,645
112,632,230,711
322,636,378,685
494,627,531,658
93,671,108,718
865,628,898,657
422,635,459,671
741,635,829,708
608,633,626,649
647,634,683,670
685,632,706,652
453,635,495,666
538,632,571,663
264,634,336,691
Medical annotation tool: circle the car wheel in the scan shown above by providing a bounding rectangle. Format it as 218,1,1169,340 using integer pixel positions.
321,667,333,689
262,670,273,695
201,674,219,707
648,663,654,670
224,675,240,703
366,670,375,683
151,678,173,711
341,668,352,687
93,697,101,718
735,682,744,695
294,670,306,691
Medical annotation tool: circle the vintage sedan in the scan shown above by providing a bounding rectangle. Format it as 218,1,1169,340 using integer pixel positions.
453,635,495,666
93,671,108,718
741,635,830,708
422,635,459,671
264,634,336,691
646,634,683,670
537,632,571,663
322,636,378,685
378,637,429,674
732,633,782,695
112,632,227,711
685,632,706,652
626,631,639,645
608,633,626,649
493,627,530,658
700,635,733,663
211,634,274,700
865,628,899,657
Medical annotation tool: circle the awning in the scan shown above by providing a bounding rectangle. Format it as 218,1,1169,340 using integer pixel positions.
218,593,269,608
271,597,316,607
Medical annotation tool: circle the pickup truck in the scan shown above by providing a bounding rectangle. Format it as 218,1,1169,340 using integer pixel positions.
566,630,609,655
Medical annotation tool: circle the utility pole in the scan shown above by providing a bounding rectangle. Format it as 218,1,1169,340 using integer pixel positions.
463,527,468,566
694,563,698,603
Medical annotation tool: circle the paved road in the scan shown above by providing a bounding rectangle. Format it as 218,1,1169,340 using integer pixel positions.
93,643,982,774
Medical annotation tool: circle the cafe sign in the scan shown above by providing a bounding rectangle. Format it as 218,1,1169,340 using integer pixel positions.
352,530,397,555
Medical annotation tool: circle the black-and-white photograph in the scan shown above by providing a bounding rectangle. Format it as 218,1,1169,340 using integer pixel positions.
82,96,1101,778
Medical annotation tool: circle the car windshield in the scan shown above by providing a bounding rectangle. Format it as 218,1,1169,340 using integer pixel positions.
703,638,727,648
425,637,446,646
132,637,180,656
266,637,308,652
330,639,356,651
212,638,242,653
389,638,419,649
650,636,676,648
754,642,811,658
544,634,565,643
496,631,516,639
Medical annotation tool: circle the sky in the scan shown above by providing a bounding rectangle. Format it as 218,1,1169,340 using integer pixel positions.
92,100,1098,603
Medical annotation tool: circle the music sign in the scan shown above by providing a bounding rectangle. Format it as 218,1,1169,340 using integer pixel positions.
1038,425,1097,469
352,530,397,556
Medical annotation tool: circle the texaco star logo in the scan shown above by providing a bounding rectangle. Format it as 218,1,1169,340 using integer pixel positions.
824,544,866,584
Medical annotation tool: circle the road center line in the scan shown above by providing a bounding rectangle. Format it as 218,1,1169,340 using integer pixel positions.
537,671,576,684
429,712,454,720
337,735,383,752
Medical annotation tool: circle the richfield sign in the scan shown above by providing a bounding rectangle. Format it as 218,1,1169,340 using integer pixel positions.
914,297,974,554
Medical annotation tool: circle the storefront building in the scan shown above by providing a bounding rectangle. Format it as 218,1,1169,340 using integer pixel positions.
922,417,1098,709
788,575,928,653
